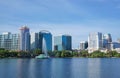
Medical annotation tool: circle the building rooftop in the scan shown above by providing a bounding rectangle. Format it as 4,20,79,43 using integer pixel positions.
40,30,51,34
2,32,11,35
80,41,88,43
20,26,29,30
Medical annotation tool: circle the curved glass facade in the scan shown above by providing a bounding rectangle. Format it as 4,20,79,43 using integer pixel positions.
54,35,72,51
38,31,52,52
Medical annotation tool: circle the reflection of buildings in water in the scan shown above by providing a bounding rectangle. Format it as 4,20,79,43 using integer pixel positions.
51,59,72,78
71,59,89,78
51,59,63,78
17,59,23,78
39,59,52,78
29,59,37,78
87,58,101,78
0,59,13,78
17,59,31,78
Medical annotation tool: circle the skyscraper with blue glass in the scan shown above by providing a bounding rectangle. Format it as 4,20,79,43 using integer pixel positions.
54,35,72,51
20,26,30,51
38,30,52,52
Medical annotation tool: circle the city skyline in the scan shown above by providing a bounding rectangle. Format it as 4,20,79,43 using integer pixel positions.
0,0,120,48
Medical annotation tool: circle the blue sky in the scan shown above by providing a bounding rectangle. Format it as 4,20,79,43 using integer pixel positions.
0,0,120,49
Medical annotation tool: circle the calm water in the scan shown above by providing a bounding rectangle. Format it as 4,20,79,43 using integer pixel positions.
0,58,120,78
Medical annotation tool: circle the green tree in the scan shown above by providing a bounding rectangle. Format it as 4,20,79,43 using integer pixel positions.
9,51,18,57
61,50,72,57
90,50,106,58
0,49,9,58
17,51,31,58
72,52,79,57
106,51,118,57
114,53,120,57
32,49,42,57
55,52,62,57
80,50,89,57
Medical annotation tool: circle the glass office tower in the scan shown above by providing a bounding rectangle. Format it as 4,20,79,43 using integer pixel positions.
54,35,72,51
38,30,52,52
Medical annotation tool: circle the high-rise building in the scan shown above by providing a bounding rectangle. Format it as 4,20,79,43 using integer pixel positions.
103,34,112,42
30,32,39,50
11,34,20,50
0,32,20,50
88,32,102,53
54,36,62,51
80,41,88,50
0,32,12,50
38,30,52,52
20,26,30,51
54,35,72,51
102,34,112,49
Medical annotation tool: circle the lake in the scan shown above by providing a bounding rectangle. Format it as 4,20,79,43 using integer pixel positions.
0,58,120,78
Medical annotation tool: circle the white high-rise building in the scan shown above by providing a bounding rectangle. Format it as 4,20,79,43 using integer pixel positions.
20,26,30,51
0,32,20,51
88,32,103,53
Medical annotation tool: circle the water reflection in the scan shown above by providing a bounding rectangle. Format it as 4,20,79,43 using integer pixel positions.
51,58,72,78
1,58,120,78
87,58,101,78
17,59,31,78
0,59,18,78
37,59,52,78
71,58,88,78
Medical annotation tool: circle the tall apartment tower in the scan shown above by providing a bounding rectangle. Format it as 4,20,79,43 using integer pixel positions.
88,32,103,53
20,26,30,51
0,32,20,51
11,34,20,51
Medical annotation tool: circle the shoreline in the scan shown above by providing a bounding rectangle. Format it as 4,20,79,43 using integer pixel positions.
0,57,119,59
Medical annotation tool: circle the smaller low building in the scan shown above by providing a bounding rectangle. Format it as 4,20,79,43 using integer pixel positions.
80,41,88,50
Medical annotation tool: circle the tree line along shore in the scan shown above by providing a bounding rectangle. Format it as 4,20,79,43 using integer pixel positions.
0,48,120,58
